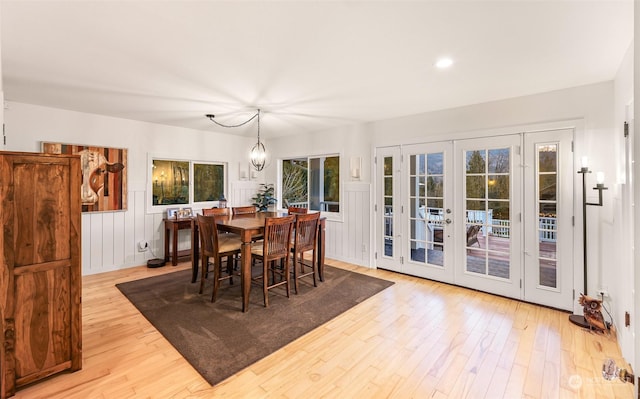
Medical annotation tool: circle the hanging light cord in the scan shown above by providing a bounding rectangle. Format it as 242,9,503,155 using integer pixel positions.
205,110,260,129
206,109,265,171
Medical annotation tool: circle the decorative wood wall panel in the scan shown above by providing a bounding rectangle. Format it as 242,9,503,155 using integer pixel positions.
42,142,127,212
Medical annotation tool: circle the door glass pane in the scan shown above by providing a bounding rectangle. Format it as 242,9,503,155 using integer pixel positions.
488,175,509,199
538,144,558,288
539,174,557,201
385,177,393,196
539,146,557,172
465,148,511,279
409,152,444,266
428,176,443,197
466,176,486,199
384,156,393,175
427,152,444,174
488,148,510,173
488,250,510,279
383,156,393,257
466,150,486,173
427,198,442,209
418,176,426,197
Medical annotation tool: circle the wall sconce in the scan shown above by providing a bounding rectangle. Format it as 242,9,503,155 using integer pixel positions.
239,162,249,180
350,157,361,180
569,157,608,329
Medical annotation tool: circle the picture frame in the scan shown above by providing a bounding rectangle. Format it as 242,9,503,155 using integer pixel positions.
42,142,128,212
166,208,179,219
178,207,193,218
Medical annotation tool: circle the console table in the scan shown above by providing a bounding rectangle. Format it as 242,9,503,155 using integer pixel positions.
164,218,195,266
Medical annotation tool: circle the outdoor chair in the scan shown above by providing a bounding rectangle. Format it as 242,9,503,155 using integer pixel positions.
467,224,481,247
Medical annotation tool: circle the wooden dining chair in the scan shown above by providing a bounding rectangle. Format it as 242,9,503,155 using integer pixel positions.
196,214,242,302
287,206,308,214
232,206,257,215
250,215,295,307
203,207,240,241
202,207,230,217
291,212,320,294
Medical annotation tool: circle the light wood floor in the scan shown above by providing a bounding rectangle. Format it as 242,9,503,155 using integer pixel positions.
14,260,633,399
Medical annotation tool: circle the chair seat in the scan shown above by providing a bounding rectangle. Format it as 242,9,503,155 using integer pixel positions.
250,240,265,256
219,235,242,253
197,214,242,303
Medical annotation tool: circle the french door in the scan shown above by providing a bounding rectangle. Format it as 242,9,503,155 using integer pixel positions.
375,146,402,272
375,143,454,281
453,135,522,299
402,142,454,282
522,129,574,309
375,129,574,310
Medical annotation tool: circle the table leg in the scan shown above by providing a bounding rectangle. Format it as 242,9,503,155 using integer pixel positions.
241,234,252,312
191,221,199,283
164,225,170,262
172,223,179,266
317,219,326,281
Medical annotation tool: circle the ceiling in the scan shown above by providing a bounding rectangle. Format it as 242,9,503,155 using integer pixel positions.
0,1,634,139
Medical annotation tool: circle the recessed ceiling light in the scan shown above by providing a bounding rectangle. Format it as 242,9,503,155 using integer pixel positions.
435,57,453,69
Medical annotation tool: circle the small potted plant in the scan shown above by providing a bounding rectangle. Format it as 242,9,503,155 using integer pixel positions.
252,183,277,212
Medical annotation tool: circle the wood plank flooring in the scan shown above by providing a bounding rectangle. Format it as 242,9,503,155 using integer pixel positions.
13,260,633,398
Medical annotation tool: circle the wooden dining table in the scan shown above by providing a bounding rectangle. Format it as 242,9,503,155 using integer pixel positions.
190,211,326,312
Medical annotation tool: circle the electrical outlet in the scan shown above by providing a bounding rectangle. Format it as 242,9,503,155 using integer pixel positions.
137,240,149,252
598,288,609,298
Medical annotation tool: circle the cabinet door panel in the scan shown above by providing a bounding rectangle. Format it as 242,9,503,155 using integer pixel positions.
13,162,72,267
14,268,72,381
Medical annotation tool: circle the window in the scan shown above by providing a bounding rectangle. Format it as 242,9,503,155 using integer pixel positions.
281,155,340,212
151,158,225,210
193,163,225,202
152,159,190,205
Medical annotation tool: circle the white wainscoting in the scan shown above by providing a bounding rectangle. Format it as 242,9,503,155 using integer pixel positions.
80,182,373,275
324,182,372,267
230,181,261,208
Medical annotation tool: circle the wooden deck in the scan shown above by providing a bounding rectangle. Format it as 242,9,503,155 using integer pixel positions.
410,231,559,287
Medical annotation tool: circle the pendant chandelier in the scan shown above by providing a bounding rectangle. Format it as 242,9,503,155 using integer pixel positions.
205,109,266,171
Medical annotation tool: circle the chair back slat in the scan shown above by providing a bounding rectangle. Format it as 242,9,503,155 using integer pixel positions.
294,212,320,252
262,215,295,260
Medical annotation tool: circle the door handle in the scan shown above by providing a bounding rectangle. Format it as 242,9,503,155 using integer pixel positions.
445,218,452,225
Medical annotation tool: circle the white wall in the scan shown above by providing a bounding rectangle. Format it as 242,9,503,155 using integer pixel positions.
612,41,634,371
3,101,256,275
634,0,640,386
266,81,621,318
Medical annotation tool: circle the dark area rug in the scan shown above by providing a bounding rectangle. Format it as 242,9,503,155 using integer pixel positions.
115,265,393,386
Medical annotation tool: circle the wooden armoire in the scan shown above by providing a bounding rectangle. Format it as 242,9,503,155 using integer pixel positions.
0,151,82,398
